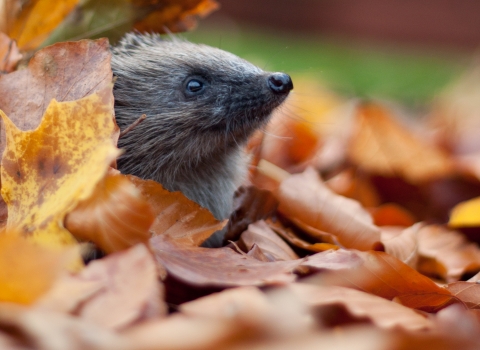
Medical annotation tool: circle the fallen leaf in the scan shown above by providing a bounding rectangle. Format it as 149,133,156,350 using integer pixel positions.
122,314,239,350
0,38,116,157
381,224,419,267
347,103,454,183
326,169,380,208
65,173,155,254
306,250,457,312
43,0,219,47
268,220,339,253
0,88,119,248
239,220,299,261
150,235,302,287
0,233,77,304
0,303,127,350
276,167,382,251
6,0,79,51
134,0,219,33
78,244,166,329
370,203,417,227
446,282,480,309
449,196,480,228
418,225,480,282
129,175,225,246
288,283,432,331
224,186,278,243
0,32,21,72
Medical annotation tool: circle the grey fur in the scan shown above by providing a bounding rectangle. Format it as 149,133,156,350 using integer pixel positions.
112,33,291,220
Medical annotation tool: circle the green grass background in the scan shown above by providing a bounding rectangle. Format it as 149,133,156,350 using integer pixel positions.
185,25,466,105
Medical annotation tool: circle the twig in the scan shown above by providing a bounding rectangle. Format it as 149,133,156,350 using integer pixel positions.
119,114,146,138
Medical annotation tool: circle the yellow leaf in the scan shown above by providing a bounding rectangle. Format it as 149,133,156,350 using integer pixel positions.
0,233,77,304
0,88,119,249
8,0,80,51
449,197,480,227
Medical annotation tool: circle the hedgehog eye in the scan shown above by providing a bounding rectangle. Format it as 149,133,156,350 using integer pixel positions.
184,77,207,96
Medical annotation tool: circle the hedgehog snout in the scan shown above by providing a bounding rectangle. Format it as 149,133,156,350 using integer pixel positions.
267,73,293,94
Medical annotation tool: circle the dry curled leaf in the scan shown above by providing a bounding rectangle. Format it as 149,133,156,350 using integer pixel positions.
66,174,155,254
151,235,302,287
381,224,419,268
0,88,119,248
417,225,480,282
276,167,382,251
239,220,299,262
129,176,225,246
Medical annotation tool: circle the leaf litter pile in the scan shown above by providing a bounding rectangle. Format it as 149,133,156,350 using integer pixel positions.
3,2,480,350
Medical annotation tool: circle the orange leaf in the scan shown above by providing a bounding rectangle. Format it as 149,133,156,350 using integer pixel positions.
0,32,22,72
307,250,456,312
129,175,225,246
276,167,382,251
371,203,417,227
65,174,155,254
6,0,79,51
0,233,77,304
133,0,219,33
347,103,453,183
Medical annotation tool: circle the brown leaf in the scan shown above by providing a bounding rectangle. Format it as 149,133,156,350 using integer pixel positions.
122,314,239,350
0,32,21,72
128,175,225,246
417,225,480,282
0,303,126,350
150,235,302,287
224,186,278,243
446,282,480,309
277,167,382,251
268,220,340,253
38,244,166,329
288,283,432,331
239,220,299,261
381,224,419,267
347,103,454,183
65,174,155,254
307,250,457,312
0,38,116,157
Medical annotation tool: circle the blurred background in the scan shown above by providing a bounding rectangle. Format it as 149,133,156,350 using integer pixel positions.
184,0,479,105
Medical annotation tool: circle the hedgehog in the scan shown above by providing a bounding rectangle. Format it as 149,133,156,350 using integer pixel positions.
111,33,293,222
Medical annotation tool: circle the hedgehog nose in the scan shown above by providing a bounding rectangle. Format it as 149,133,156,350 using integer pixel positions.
268,73,293,94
